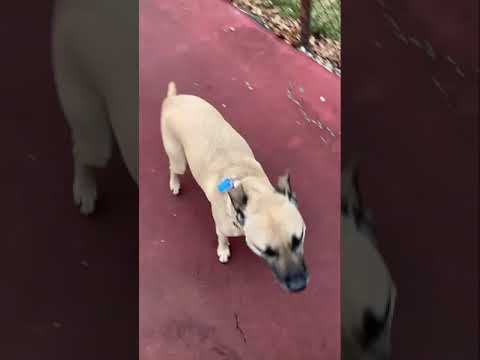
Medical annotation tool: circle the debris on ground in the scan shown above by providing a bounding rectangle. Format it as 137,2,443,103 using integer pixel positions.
286,82,339,142
245,81,254,90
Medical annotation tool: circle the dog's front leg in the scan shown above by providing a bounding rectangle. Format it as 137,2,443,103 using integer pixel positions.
216,226,231,263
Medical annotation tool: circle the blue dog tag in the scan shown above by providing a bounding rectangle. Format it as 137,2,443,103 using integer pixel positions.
217,178,234,193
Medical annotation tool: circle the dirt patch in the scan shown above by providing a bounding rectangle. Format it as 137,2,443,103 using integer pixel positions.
231,0,341,73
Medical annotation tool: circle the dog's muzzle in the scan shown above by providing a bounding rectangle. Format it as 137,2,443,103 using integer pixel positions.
285,270,309,292
274,262,309,293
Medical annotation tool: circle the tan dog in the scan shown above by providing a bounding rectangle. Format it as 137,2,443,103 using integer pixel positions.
341,160,397,360
161,82,308,292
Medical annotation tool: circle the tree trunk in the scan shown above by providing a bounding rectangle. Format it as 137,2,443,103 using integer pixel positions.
299,0,312,48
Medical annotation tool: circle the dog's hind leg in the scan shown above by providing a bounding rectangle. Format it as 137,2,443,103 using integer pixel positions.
161,128,186,195
53,56,112,215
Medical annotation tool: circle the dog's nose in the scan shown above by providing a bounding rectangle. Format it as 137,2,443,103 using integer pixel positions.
285,272,308,293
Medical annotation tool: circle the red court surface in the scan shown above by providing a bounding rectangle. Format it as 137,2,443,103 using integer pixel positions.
139,0,341,359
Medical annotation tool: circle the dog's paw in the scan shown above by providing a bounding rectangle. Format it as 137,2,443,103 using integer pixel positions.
217,244,231,264
169,176,181,195
73,180,97,215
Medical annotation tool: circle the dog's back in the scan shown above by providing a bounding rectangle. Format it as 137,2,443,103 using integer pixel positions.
161,83,255,185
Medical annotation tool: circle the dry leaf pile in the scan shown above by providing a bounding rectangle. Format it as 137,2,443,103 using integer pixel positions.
231,0,341,72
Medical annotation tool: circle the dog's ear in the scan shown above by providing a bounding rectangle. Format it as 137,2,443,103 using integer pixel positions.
227,184,248,225
276,171,298,205
342,157,375,226
277,173,292,195
341,158,361,213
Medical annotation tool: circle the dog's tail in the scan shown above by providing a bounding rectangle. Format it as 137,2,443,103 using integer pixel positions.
166,81,177,97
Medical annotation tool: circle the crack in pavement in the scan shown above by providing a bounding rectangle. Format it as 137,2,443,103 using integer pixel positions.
234,312,247,344
287,82,338,143
374,0,475,111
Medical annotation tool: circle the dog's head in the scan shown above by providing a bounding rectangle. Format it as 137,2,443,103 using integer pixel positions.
227,172,308,293
341,159,397,360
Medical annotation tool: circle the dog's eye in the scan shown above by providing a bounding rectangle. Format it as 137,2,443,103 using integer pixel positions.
291,234,302,251
361,309,384,349
291,228,304,251
360,296,391,350
264,247,278,257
